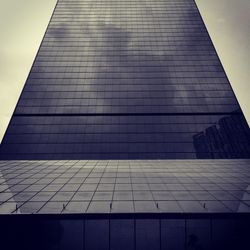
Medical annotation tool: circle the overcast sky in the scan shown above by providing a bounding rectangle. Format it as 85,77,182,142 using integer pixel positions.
0,0,249,143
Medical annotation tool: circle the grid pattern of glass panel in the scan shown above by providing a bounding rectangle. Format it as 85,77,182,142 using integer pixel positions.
1,159,250,214
0,0,249,159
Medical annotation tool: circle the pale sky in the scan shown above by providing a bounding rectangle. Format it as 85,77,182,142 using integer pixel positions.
0,0,249,143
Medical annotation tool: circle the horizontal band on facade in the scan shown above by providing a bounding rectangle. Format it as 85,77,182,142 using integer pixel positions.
13,112,243,117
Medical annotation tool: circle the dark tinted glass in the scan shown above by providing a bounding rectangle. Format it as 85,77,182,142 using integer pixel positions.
0,0,249,159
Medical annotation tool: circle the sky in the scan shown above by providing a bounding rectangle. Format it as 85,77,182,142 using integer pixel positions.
0,0,249,143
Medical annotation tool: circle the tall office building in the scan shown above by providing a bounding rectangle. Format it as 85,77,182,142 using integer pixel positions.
0,0,249,160
0,1,250,249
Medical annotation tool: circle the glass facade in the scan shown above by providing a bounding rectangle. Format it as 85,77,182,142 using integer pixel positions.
1,215,250,250
1,160,250,214
0,0,249,159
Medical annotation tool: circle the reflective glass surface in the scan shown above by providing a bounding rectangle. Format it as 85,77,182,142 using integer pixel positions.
1,159,250,214
0,0,249,159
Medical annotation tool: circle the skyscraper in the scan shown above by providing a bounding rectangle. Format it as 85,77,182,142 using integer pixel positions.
0,1,250,249
0,0,249,160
